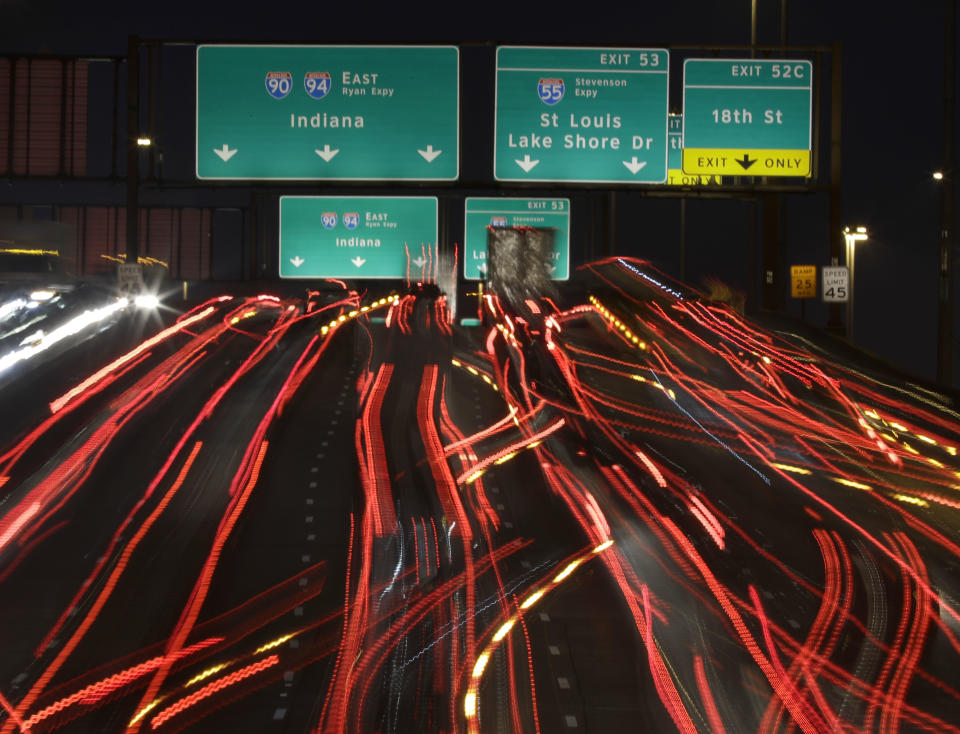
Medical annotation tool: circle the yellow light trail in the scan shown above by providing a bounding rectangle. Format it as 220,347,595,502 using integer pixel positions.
831,477,872,491
464,540,615,731
185,664,228,688
769,462,813,476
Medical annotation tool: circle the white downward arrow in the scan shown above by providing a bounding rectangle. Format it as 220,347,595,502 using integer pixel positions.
477,262,488,273
351,256,366,268
290,256,305,268
418,145,442,162
213,144,237,162
515,155,540,172
412,256,426,268
315,145,339,162
547,265,556,274
622,157,647,175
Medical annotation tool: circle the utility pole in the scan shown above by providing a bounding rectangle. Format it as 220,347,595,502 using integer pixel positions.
827,42,844,332
937,0,956,385
126,35,140,264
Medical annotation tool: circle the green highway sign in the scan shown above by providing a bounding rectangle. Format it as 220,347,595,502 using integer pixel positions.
682,59,813,177
279,196,437,279
196,46,459,180
667,113,721,185
464,198,570,281
668,113,682,170
494,46,669,183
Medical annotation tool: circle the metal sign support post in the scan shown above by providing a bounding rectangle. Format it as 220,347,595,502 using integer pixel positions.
937,0,956,385
126,35,140,264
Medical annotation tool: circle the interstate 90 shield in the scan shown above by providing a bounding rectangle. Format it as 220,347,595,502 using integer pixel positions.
265,71,292,99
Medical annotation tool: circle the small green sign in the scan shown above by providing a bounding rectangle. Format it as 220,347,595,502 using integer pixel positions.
464,198,570,281
279,196,437,279
667,113,722,185
494,46,669,183
668,113,682,170
196,46,459,181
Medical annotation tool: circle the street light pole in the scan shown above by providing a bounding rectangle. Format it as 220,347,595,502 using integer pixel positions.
936,0,956,385
843,226,868,341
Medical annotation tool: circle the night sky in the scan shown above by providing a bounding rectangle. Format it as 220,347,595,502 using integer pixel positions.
1,0,957,383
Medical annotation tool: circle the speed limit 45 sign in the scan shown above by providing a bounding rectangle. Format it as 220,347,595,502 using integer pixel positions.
821,266,849,302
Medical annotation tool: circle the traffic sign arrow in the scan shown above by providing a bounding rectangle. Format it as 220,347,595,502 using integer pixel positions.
477,262,488,273
418,145,442,162
412,256,426,268
515,155,539,172
213,144,237,162
547,264,556,274
622,157,647,175
290,256,305,268
350,256,366,268
736,154,757,170
314,145,340,162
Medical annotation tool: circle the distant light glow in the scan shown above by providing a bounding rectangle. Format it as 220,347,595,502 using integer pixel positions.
29,290,56,302
134,294,160,309
136,137,152,146
0,298,27,320
934,171,945,180
0,299,126,376
464,691,477,718
593,539,614,553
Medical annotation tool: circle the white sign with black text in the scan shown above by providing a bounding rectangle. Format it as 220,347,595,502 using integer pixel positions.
117,263,144,296
821,266,849,303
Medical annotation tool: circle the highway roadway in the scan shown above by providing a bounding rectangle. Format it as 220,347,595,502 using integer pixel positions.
1,258,960,733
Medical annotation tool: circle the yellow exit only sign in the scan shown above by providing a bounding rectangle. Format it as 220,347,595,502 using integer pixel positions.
790,265,817,298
